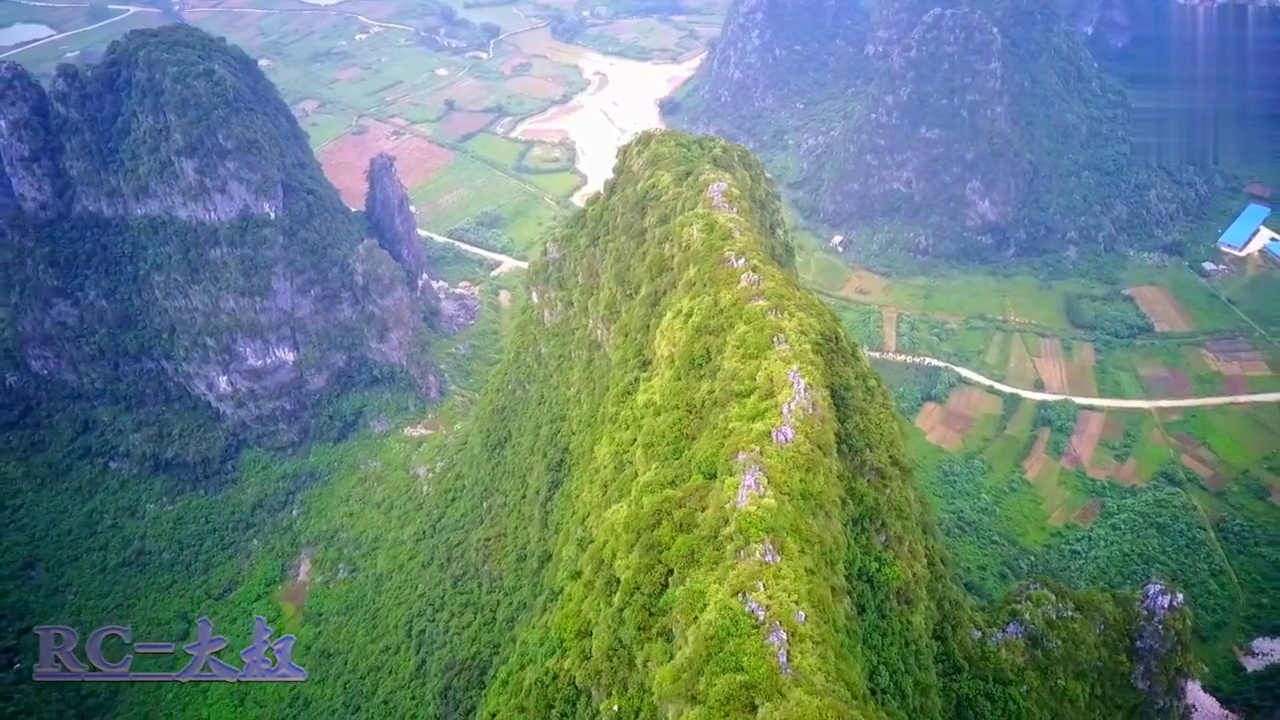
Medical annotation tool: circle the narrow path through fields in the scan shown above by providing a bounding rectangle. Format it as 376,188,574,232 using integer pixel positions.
866,351,1280,408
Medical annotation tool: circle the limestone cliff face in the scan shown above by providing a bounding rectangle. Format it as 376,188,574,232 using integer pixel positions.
673,0,1213,263
1,25,446,451
362,152,480,335
808,8,1030,243
677,0,868,148
0,63,61,219
365,153,431,283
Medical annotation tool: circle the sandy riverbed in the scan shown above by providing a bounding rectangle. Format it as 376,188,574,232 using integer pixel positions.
511,49,705,206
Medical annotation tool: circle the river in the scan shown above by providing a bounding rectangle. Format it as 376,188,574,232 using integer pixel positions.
508,34,705,206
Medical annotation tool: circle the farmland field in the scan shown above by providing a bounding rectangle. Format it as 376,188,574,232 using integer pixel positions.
576,16,719,61
184,11,470,148
409,155,565,250
321,120,455,207
1125,284,1196,332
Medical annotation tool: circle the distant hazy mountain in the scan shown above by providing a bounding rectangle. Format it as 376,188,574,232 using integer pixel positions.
669,0,1216,265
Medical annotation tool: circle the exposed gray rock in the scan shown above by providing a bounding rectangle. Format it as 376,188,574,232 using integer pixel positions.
365,153,432,286
1131,581,1188,715
0,62,62,218
2,31,452,449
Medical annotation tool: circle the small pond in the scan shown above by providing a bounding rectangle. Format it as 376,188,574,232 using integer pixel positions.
0,22,56,47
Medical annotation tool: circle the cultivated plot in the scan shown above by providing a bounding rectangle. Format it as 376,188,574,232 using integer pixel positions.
914,385,1002,451
320,120,454,208
1124,285,1195,333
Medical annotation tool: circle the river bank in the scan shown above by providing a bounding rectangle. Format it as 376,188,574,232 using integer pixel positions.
508,42,705,206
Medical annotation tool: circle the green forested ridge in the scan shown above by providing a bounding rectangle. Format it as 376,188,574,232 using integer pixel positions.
5,129,1204,718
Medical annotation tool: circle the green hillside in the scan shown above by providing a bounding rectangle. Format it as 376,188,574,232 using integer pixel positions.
2,131,1189,719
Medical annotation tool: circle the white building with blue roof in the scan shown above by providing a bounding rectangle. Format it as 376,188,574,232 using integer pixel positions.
1217,202,1278,258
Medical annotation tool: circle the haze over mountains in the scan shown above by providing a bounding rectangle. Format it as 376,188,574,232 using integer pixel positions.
2,1,1280,712
669,0,1217,264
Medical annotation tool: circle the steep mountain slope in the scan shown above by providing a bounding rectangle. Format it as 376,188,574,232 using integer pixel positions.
670,0,1212,264
333,131,1193,718
0,26,448,472
1,26,1210,720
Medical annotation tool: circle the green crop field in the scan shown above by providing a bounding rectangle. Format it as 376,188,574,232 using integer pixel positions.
410,155,564,251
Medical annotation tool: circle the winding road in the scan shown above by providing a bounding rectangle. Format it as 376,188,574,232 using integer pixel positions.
865,351,1280,409
417,228,527,276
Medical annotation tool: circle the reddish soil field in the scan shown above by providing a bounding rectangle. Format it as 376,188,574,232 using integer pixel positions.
914,402,962,452
1022,428,1052,478
1074,499,1102,526
1101,414,1125,440
319,120,454,208
1173,433,1224,490
1033,358,1069,393
436,111,496,141
1116,457,1139,486
1040,338,1064,360
1063,411,1109,478
1124,285,1194,332
915,386,1000,452
1223,375,1249,394
1202,338,1272,377
1137,365,1191,398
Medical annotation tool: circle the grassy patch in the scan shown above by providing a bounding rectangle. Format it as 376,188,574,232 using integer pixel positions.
871,272,1096,328
521,170,583,197
412,154,557,247
1218,270,1280,336
1165,407,1280,473
463,132,526,166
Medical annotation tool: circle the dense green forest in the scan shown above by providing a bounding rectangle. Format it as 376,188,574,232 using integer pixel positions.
6,131,1200,718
